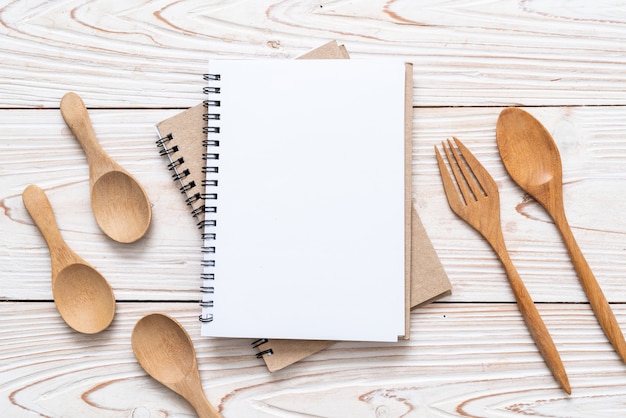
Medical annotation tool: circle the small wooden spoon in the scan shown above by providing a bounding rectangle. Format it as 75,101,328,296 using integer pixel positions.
60,92,151,243
496,107,626,362
131,313,222,418
22,185,116,334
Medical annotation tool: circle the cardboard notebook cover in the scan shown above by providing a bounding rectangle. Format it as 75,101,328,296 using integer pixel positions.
155,41,452,372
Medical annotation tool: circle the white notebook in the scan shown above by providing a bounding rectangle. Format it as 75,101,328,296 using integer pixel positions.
201,59,408,342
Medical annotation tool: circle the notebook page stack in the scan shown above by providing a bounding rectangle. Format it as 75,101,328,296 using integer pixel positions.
201,59,409,342
155,41,452,371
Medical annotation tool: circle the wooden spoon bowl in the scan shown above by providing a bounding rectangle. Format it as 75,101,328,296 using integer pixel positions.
132,313,222,418
496,107,626,362
22,185,116,334
53,264,116,334
91,170,152,243
60,92,151,243
496,107,563,209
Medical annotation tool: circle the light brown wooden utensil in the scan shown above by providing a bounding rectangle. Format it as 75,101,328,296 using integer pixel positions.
60,92,151,243
435,137,570,394
22,184,116,334
131,313,222,418
496,107,626,363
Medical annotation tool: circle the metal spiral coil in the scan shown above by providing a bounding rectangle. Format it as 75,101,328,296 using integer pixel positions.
200,72,221,324
251,339,274,358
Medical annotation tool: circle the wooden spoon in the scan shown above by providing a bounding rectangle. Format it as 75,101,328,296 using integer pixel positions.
496,107,626,362
131,313,222,418
22,185,116,334
60,92,151,243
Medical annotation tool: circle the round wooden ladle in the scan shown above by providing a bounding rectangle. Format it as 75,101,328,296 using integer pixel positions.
131,313,222,418
22,185,116,334
60,92,151,243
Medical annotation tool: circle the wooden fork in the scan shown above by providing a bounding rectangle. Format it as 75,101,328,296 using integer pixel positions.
435,137,571,394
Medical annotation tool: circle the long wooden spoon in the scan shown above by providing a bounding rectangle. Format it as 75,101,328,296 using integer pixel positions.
60,92,151,243
496,107,626,362
131,313,222,418
22,185,116,334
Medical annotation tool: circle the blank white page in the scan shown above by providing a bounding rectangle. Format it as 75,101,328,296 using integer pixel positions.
201,59,407,342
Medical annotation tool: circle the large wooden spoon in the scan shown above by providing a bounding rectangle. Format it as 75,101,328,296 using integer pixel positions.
22,185,116,334
131,313,222,418
496,107,626,362
60,92,151,243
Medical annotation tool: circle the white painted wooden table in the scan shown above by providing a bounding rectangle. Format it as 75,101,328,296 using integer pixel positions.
2,1,626,417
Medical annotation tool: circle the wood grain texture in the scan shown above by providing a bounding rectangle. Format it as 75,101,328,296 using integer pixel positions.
1,108,202,301
131,313,222,418
2,0,626,107
59,92,153,244
496,107,626,364
0,302,624,417
21,184,116,335
3,107,626,303
3,0,626,416
436,137,570,393
414,106,626,303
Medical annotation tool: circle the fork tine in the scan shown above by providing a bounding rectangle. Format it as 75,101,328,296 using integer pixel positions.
443,138,478,204
435,138,571,394
452,137,497,196
448,138,485,201
434,145,464,214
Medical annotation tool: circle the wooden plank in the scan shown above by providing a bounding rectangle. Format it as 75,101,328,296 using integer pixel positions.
414,106,626,303
2,1,626,107
2,106,626,303
0,302,624,417
3,2,626,416
0,108,202,301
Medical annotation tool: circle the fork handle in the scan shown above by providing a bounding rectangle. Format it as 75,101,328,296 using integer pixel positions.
494,243,571,394
551,207,626,363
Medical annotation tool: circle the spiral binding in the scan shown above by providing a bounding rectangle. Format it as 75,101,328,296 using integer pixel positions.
199,72,221,324
155,133,206,227
251,339,274,358
199,72,273,356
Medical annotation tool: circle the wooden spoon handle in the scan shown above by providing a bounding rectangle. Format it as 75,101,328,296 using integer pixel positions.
22,185,76,275
183,376,222,418
186,387,222,418
553,211,626,362
60,92,112,177
493,241,571,394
